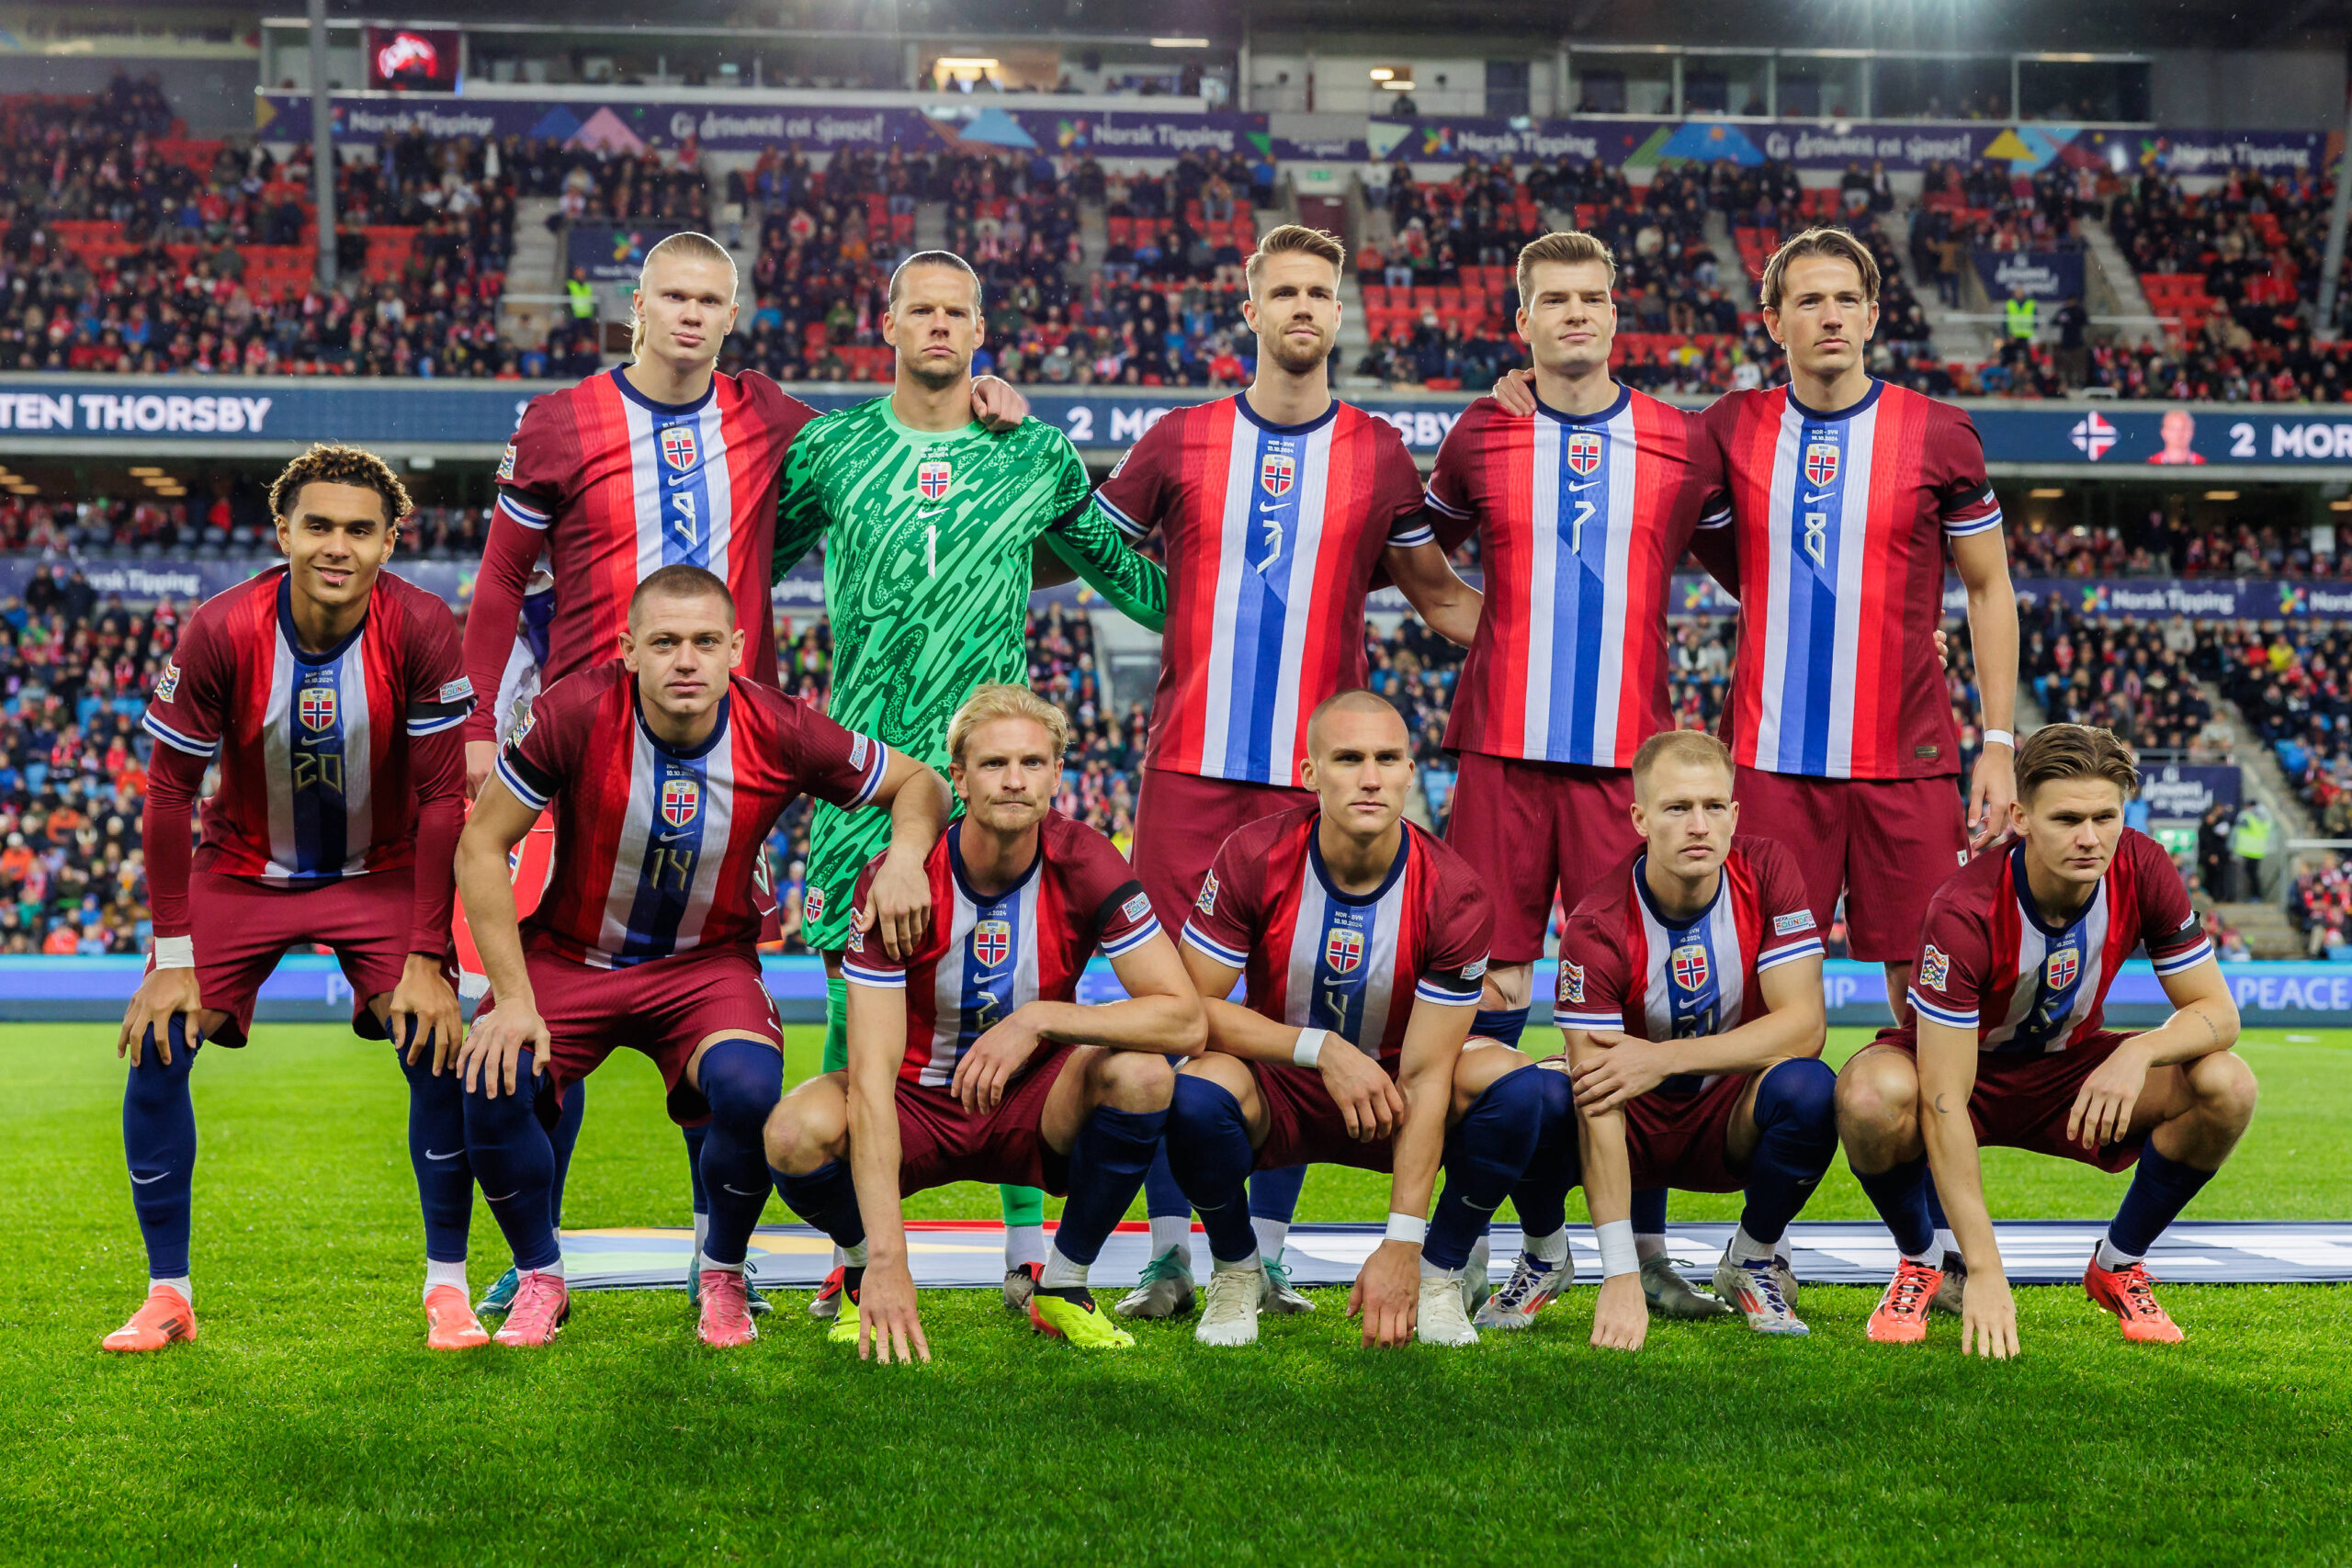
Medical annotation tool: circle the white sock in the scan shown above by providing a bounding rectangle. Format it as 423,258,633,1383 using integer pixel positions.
1040,1247,1088,1289
1901,1246,1942,1268
831,1243,846,1269
2095,1236,2144,1272
528,1259,566,1282
1148,1214,1194,1266
843,1242,869,1268
150,1275,192,1307
1212,1248,1262,1275
1725,1224,1776,1266
1419,1257,1464,1280
1634,1231,1667,1263
424,1258,468,1303
1251,1214,1290,1260
1934,1227,1959,1261
693,1212,709,1271
1004,1223,1046,1270
701,1257,745,1275
1774,1235,1793,1265
1524,1227,1570,1266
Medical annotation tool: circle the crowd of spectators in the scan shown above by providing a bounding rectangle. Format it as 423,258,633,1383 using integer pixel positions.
2007,512,2352,580
0,485,492,560
2023,605,2225,758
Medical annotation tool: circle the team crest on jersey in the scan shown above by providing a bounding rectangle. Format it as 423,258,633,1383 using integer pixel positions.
153,660,182,703
1260,450,1295,497
1919,943,1951,992
917,460,952,502
661,776,700,828
1560,961,1585,1005
1324,925,1363,975
2045,946,2080,990
497,442,517,483
973,918,1012,969
660,425,698,473
1195,872,1218,917
1804,441,1839,487
298,684,337,732
805,886,827,922
1670,944,1710,992
1566,430,1604,475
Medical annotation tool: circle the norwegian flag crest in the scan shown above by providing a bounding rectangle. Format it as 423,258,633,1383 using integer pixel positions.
660,775,700,828
1804,441,1839,487
917,460,952,502
2045,945,2080,991
973,918,1012,969
661,424,698,473
1323,924,1363,975
298,684,337,732
1260,450,1295,497
1566,429,1603,475
1670,943,1711,992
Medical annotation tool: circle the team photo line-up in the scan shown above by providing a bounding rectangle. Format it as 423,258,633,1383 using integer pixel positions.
104,216,2256,1365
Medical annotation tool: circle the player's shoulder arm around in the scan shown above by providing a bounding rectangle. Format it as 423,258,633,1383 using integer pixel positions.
842,850,913,983
1554,907,1623,1022
498,390,578,518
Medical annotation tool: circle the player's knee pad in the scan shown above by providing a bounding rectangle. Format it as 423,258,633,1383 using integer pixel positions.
696,1039,783,1142
1756,1056,1838,1146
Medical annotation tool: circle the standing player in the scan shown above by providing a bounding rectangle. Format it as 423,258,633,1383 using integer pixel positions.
1489,731,1835,1343
1838,725,2254,1354
763,686,1205,1359
769,249,1168,1308
455,566,950,1348
1088,223,1484,1317
107,445,476,1352
1162,691,1549,1348
463,231,1025,1316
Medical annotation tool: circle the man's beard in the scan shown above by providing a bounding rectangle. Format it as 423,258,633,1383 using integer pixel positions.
905,351,969,390
1261,329,1330,377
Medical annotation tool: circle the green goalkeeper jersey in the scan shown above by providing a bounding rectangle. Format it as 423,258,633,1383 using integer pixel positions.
772,394,1165,948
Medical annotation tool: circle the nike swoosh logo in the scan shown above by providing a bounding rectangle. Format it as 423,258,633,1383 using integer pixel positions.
484,1190,520,1203
721,1184,763,1197
1566,480,1599,492
1804,491,1831,505
657,829,691,843
130,1171,171,1185
425,1147,464,1161
1258,502,1287,513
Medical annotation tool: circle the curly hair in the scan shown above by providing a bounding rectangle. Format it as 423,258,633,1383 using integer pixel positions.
267,443,413,528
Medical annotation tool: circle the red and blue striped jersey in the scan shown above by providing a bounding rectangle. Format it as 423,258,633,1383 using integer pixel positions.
1181,807,1490,1064
1700,381,2002,780
494,662,886,967
1905,830,2212,1054
838,812,1160,1088
1555,837,1822,1089
1092,397,1430,787
141,567,473,884
1425,389,1716,767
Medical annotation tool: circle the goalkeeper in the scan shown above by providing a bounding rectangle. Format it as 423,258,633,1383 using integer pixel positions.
772,250,1166,1315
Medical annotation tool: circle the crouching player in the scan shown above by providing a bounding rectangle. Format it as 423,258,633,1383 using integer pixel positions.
1163,690,1549,1348
456,565,949,1348
107,444,475,1353
1495,731,1834,1343
1840,724,2253,1354
764,685,1205,1359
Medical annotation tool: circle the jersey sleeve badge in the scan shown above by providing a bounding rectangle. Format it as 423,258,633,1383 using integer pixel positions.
1560,960,1585,1005
438,676,474,704
1774,910,1817,936
153,660,182,702
1122,891,1152,923
1194,871,1218,917
497,442,517,483
1918,942,1951,993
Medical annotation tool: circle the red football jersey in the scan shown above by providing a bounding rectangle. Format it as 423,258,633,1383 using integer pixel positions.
493,662,885,967
1905,830,2213,1054
463,367,816,741
839,812,1159,1088
1091,397,1430,787
1180,807,1490,1063
141,566,472,887
1698,381,2002,780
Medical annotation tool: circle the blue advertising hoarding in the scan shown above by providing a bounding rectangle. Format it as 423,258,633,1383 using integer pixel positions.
1973,249,2087,304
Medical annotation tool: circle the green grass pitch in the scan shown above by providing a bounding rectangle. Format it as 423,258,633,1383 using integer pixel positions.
5,1022,2349,1564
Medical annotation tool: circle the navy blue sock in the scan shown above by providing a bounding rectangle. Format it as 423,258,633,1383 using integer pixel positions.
1057,1105,1168,1266
395,1041,471,1265
1248,1164,1306,1222
547,1076,583,1230
1854,1155,1936,1258
463,1066,560,1272
1632,1186,1669,1236
684,1119,709,1217
774,1157,866,1251
1429,1064,1546,1270
2108,1143,2218,1260
122,1019,198,1280
1736,1057,1838,1246
1164,1076,1259,1265
1471,1007,1529,1049
1141,1140,1191,1220
695,1040,783,1269
1508,1066,1578,1237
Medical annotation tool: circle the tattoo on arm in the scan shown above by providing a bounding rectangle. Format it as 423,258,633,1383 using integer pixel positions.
1932,1092,1951,1116
2194,1010,2221,1049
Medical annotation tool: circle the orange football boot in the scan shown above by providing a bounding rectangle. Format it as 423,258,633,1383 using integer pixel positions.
101,1286,198,1353
2085,1257,2184,1343
424,1284,491,1350
1865,1258,1944,1344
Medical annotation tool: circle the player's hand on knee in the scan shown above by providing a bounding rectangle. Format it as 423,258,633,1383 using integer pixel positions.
2067,1041,2149,1153
1348,1240,1419,1348
862,853,934,962
1961,1269,2018,1359
859,1260,931,1365
1319,1041,1403,1142
1568,1031,1664,1114
464,739,498,801
120,967,204,1066
952,1010,1042,1114
1490,367,1538,416
463,1006,548,1098
968,374,1029,433
388,954,466,1074
1590,1271,1648,1353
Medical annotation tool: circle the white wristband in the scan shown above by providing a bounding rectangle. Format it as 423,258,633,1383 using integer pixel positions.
1293,1028,1329,1069
1596,1219,1639,1279
1981,728,2015,749
152,935,195,970
1385,1212,1427,1247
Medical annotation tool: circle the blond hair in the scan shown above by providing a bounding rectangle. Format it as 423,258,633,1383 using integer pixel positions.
1516,230,1618,302
1632,728,1735,795
947,683,1070,767
630,231,739,358
2016,724,2140,803
268,442,412,527
1758,226,1880,313
1245,223,1345,295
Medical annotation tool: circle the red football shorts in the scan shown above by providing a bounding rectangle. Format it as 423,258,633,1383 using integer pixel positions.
890,1043,1080,1195
480,944,782,1125
1443,751,1639,961
164,865,451,1048
1245,1059,1404,1175
1733,766,1968,964
1875,1026,2145,1174
1623,1068,1754,1193
1131,766,1316,933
